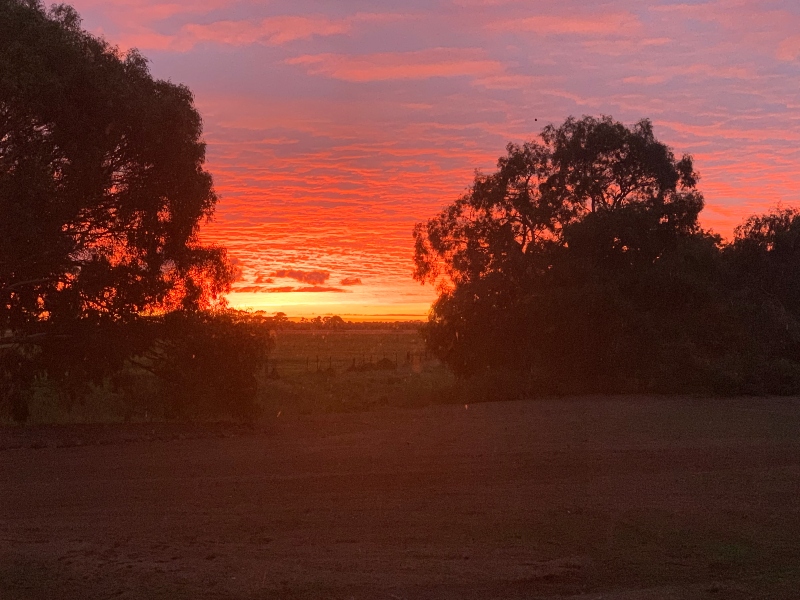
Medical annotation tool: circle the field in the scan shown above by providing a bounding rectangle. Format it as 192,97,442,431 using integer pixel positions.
260,329,453,417
18,328,451,424
269,329,428,376
3,395,800,599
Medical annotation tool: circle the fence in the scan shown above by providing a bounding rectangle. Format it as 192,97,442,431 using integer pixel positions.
264,350,433,378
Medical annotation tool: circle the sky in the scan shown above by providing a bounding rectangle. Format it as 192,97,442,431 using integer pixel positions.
68,0,800,319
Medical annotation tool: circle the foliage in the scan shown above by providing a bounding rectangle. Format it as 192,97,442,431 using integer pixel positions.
728,207,800,313
247,311,422,330
415,116,800,395
9,327,452,423
137,311,273,421
0,1,249,421
0,0,233,331
413,115,702,289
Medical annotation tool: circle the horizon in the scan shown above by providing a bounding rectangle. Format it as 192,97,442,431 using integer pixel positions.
68,0,800,317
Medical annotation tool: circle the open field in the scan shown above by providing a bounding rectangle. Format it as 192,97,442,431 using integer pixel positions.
269,330,428,376
3,395,800,599
15,329,449,425
260,329,452,418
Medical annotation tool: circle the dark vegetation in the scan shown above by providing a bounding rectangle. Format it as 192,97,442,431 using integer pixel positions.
0,0,270,422
248,312,422,330
415,116,800,396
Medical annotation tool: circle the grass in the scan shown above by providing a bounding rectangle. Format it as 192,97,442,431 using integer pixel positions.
11,328,457,424
268,329,429,376
260,329,454,416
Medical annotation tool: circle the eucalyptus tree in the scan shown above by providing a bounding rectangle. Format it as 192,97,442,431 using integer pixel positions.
0,0,244,420
413,116,720,391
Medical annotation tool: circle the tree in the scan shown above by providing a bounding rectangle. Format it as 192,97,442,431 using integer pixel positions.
718,207,800,392
0,0,239,419
140,311,273,421
413,116,720,391
728,207,800,313
0,0,233,336
414,116,703,290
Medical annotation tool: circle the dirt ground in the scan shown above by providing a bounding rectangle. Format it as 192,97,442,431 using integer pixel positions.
2,396,800,599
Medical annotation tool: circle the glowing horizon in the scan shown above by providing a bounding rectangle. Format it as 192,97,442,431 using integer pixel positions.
69,0,800,317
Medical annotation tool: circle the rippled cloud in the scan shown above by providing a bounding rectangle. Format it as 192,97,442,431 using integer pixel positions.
270,269,330,285
69,0,800,317
340,277,362,286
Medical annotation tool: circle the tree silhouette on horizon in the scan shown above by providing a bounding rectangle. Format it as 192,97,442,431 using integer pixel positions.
414,116,800,396
0,0,274,422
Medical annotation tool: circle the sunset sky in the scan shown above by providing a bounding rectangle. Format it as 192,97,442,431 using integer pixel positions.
69,0,800,319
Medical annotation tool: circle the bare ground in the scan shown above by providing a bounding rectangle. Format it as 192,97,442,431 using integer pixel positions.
2,396,800,599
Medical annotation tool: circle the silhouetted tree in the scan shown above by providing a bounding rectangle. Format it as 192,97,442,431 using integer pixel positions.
0,0,232,332
413,116,799,395
323,315,346,329
0,0,239,419
728,207,800,313
414,116,702,289
140,312,273,421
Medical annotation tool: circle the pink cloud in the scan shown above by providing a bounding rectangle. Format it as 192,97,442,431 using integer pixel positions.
181,15,351,47
490,12,641,36
100,11,412,51
473,74,547,90
73,0,235,21
286,48,505,82
622,75,668,85
777,35,800,61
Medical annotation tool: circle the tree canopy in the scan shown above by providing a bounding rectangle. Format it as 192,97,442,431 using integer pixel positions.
414,116,800,396
414,116,703,289
0,0,269,422
0,0,233,336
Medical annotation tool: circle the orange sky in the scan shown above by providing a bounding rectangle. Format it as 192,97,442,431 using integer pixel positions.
71,0,800,318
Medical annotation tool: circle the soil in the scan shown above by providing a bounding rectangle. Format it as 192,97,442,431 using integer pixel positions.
2,395,800,599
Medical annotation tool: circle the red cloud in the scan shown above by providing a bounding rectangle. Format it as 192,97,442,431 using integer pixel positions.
235,285,349,293
271,269,330,285
340,277,362,286
232,285,271,293
294,286,348,293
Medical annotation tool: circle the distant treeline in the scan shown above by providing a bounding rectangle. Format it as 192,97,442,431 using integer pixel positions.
415,116,800,396
244,313,423,330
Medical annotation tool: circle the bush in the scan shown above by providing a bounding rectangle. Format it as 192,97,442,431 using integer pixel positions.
143,311,273,421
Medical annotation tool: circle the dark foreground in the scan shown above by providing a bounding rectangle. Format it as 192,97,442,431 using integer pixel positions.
2,396,800,599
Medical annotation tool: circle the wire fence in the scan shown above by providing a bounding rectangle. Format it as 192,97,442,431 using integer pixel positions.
263,330,430,378
264,350,433,378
